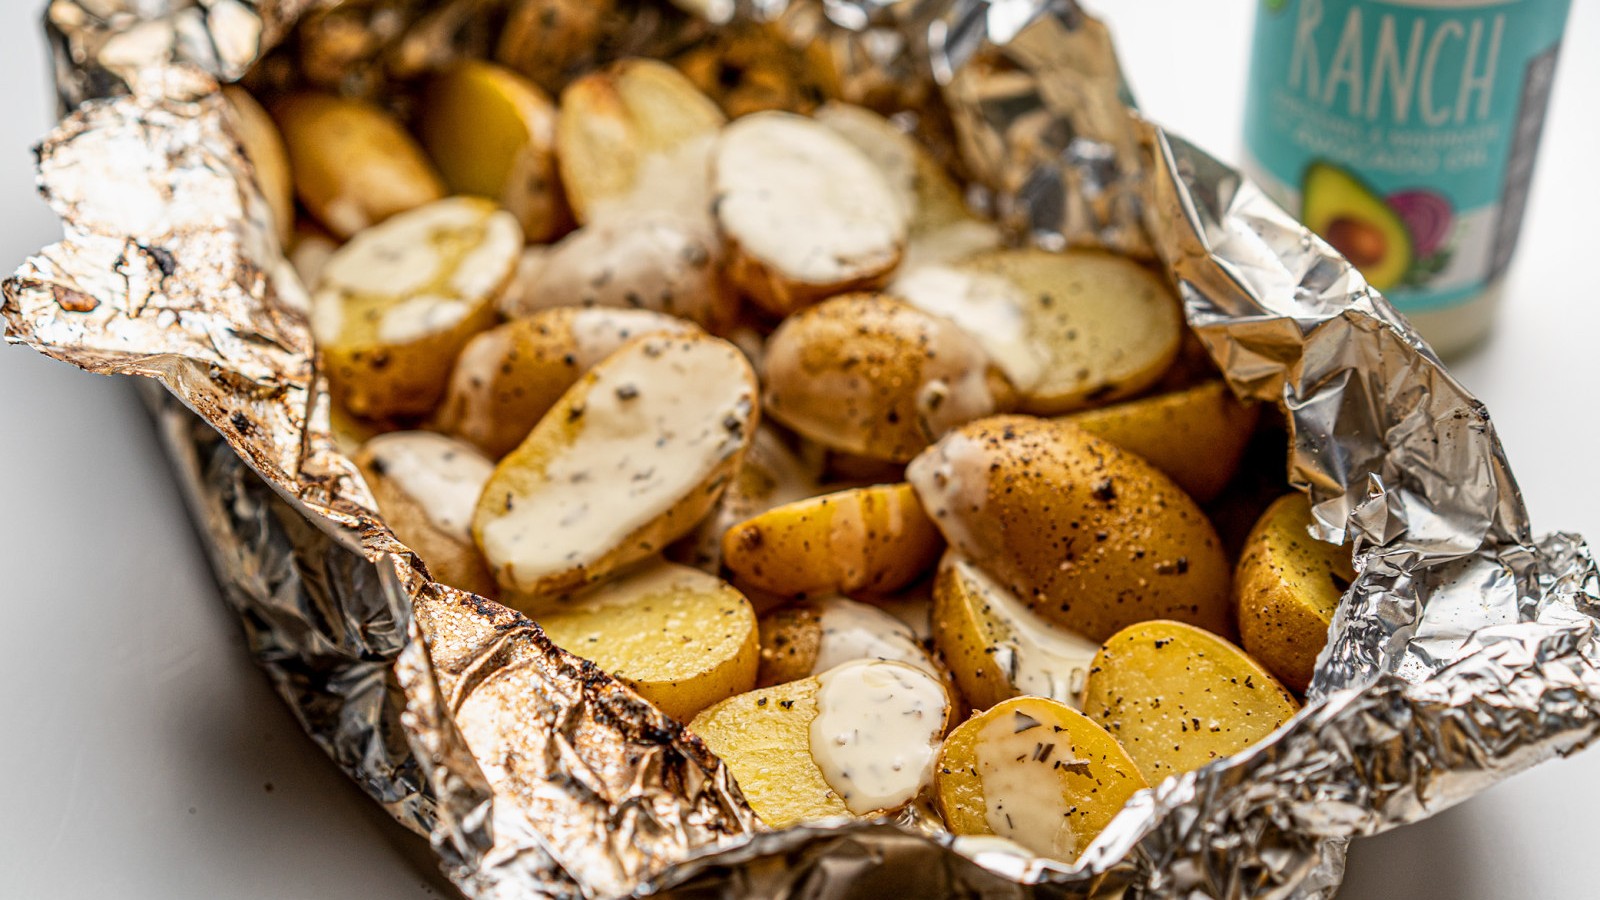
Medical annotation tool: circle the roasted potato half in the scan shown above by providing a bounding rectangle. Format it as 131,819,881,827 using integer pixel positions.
935,696,1147,863
534,560,758,721
1235,494,1357,693
1082,620,1301,783
473,333,758,604
690,659,951,827
813,102,971,236
756,595,947,691
312,197,520,419
222,86,294,246
908,416,1233,642
433,308,698,458
722,482,942,598
762,294,1015,462
356,431,497,598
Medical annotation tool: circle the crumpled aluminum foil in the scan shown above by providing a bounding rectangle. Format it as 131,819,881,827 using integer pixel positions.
7,1,1600,897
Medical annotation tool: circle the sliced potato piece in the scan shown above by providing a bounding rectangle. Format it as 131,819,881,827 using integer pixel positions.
313,197,519,419
935,696,1146,863
671,426,821,572
757,595,946,690
908,416,1233,642
763,294,1014,462
894,218,1004,276
690,659,951,827
1235,494,1357,693
419,60,567,243
814,102,971,235
723,483,942,598
221,86,294,246
272,93,445,239
713,112,908,316
895,250,1183,415
356,431,497,598
933,553,1100,712
433,308,698,458
534,560,757,721
556,58,726,225
473,333,758,602
494,0,614,93
1063,381,1259,503
1082,620,1301,783
673,21,840,118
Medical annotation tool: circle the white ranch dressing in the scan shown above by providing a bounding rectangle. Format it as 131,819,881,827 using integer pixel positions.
808,595,941,681
591,133,718,228
975,708,1086,860
477,337,753,591
442,324,516,439
449,211,523,297
365,431,494,542
906,429,994,562
948,834,1037,865
946,556,1099,708
566,308,696,369
911,317,1003,441
378,294,472,344
895,219,1003,273
894,264,1049,394
808,660,948,815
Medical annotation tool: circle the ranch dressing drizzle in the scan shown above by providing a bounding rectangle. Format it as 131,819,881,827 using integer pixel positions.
948,556,1099,708
566,308,694,370
895,264,1049,394
906,429,993,563
808,660,948,815
976,709,1086,860
809,596,942,681
378,294,472,344
913,318,1000,440
443,325,516,440
477,338,752,591
592,133,718,228
365,432,494,542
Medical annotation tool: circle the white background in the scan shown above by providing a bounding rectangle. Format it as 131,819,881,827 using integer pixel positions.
1,1,1596,897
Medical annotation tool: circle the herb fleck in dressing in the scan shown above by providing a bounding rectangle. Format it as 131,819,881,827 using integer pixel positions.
808,660,948,815
947,556,1100,707
976,709,1087,860
364,431,494,541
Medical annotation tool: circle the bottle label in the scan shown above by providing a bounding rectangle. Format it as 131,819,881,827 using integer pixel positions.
1243,0,1570,312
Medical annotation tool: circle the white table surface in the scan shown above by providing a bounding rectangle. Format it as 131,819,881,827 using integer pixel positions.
2,2,1597,897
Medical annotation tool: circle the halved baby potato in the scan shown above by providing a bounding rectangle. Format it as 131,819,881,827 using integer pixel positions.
356,431,497,598
713,112,908,316
756,594,947,690
533,560,758,721
472,333,758,603
312,196,520,419
690,658,951,828
272,93,446,239
722,482,942,598
894,249,1183,415
935,696,1147,863
908,416,1233,642
1082,620,1301,783
418,60,568,243
933,553,1101,712
1063,380,1259,503
813,102,972,236
762,294,1015,462
1235,493,1357,693
221,86,294,246
433,307,698,458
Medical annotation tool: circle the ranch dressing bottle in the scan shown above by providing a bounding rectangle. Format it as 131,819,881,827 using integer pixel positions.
1242,0,1572,357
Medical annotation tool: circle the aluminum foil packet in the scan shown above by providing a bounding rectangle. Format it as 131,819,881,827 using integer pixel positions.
8,1,1600,897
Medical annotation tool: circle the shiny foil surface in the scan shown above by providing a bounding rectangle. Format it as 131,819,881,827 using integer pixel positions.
7,1,1600,898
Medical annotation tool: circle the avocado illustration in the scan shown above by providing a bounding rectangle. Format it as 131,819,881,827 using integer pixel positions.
1301,161,1414,292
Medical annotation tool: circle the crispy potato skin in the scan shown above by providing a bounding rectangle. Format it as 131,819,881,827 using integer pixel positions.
722,483,942,598
355,449,498,599
1235,494,1357,693
323,304,500,422
910,416,1233,643
1064,381,1259,503
756,604,823,688
1082,620,1300,783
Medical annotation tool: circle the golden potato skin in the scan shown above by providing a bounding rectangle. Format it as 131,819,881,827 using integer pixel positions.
1064,381,1259,503
1235,494,1357,693
756,603,823,688
722,483,942,598
909,416,1233,643
1082,620,1300,783
354,436,497,599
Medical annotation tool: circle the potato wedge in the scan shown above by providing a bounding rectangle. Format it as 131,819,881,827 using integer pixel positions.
272,93,445,239
533,560,758,721
908,416,1233,642
556,58,726,225
355,431,497,598
1082,620,1300,783
690,659,951,827
723,483,943,598
934,696,1146,863
713,112,908,316
312,197,520,419
1235,494,1357,693
894,250,1183,415
757,595,946,690
763,294,1014,462
433,308,698,458
933,553,1100,712
1063,381,1259,503
221,86,294,247
673,21,840,118
473,333,758,603
671,426,821,572
813,102,971,236
419,61,568,243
